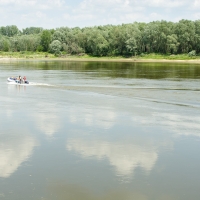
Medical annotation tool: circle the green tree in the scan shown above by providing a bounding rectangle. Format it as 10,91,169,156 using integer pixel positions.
22,27,43,35
49,40,62,55
52,31,65,43
40,30,52,52
166,34,179,54
0,37,10,51
126,37,137,56
174,20,196,53
86,30,109,56
188,50,196,57
0,25,19,37
9,35,41,52
194,20,200,53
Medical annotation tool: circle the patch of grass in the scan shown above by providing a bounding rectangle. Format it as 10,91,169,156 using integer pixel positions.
137,53,200,60
0,51,200,61
0,51,55,59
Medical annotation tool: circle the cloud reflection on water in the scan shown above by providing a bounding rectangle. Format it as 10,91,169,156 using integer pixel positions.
158,113,200,137
132,111,200,138
0,133,37,178
69,106,116,129
33,103,60,136
66,138,158,177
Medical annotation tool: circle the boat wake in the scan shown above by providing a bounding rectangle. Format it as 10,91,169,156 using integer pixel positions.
28,82,53,87
7,81,53,87
7,79,200,109
7,82,29,86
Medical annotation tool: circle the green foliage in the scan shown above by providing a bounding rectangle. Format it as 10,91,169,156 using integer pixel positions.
36,45,43,52
0,37,10,51
126,37,137,55
40,30,52,52
49,40,62,55
0,51,54,58
86,30,109,56
9,35,40,52
52,31,65,43
188,50,196,57
166,34,179,54
63,42,84,54
0,25,20,36
1,20,200,58
22,27,43,35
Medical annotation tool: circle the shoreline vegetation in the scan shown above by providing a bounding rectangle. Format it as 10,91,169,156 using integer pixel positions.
1,20,200,63
1,52,200,63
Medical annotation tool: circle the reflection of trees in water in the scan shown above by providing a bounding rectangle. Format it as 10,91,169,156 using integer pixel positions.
8,61,200,79
46,183,149,200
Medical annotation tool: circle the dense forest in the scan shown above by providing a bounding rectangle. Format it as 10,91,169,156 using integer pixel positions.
0,19,200,57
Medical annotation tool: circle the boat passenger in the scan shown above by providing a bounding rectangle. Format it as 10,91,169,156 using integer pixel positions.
19,76,22,83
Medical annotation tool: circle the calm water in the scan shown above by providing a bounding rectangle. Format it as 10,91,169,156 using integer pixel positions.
0,60,200,200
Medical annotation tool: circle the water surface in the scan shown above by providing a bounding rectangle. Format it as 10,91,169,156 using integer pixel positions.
0,60,200,200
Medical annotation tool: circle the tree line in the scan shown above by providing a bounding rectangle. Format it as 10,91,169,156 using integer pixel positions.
0,19,200,56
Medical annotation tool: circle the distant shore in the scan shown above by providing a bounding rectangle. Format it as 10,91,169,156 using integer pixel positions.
1,53,200,63
1,57,200,64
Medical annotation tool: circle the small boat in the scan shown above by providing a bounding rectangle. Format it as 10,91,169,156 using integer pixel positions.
7,77,29,84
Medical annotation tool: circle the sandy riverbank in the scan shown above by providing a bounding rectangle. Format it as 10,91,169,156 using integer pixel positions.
1,56,200,63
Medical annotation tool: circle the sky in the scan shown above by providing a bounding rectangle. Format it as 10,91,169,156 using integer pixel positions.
0,0,200,30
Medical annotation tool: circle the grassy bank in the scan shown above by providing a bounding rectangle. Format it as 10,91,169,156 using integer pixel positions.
0,51,55,59
139,53,200,60
1,51,200,62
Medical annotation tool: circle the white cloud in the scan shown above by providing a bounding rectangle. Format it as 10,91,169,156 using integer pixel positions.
0,0,199,28
194,0,200,6
35,11,47,19
192,0,200,9
193,12,200,18
74,0,130,16
0,0,36,6
143,0,184,7
63,0,198,28
63,13,94,21
0,0,64,8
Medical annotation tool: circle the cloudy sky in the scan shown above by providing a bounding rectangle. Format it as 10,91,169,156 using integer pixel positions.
0,0,200,29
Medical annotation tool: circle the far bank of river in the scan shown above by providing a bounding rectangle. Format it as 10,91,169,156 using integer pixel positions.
1,56,200,64
1,52,200,63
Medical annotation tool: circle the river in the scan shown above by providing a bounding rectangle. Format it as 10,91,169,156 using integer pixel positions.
0,60,200,200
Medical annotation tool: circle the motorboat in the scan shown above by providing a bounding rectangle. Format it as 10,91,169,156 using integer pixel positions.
7,77,29,84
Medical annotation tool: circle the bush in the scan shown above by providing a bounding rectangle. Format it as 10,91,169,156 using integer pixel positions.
140,53,145,57
49,40,62,55
188,50,196,57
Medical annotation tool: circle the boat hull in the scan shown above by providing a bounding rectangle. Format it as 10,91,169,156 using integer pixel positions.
7,77,29,84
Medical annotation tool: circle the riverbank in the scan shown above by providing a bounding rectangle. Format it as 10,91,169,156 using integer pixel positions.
1,52,200,63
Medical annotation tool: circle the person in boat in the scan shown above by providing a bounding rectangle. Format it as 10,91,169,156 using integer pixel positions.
18,76,22,83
